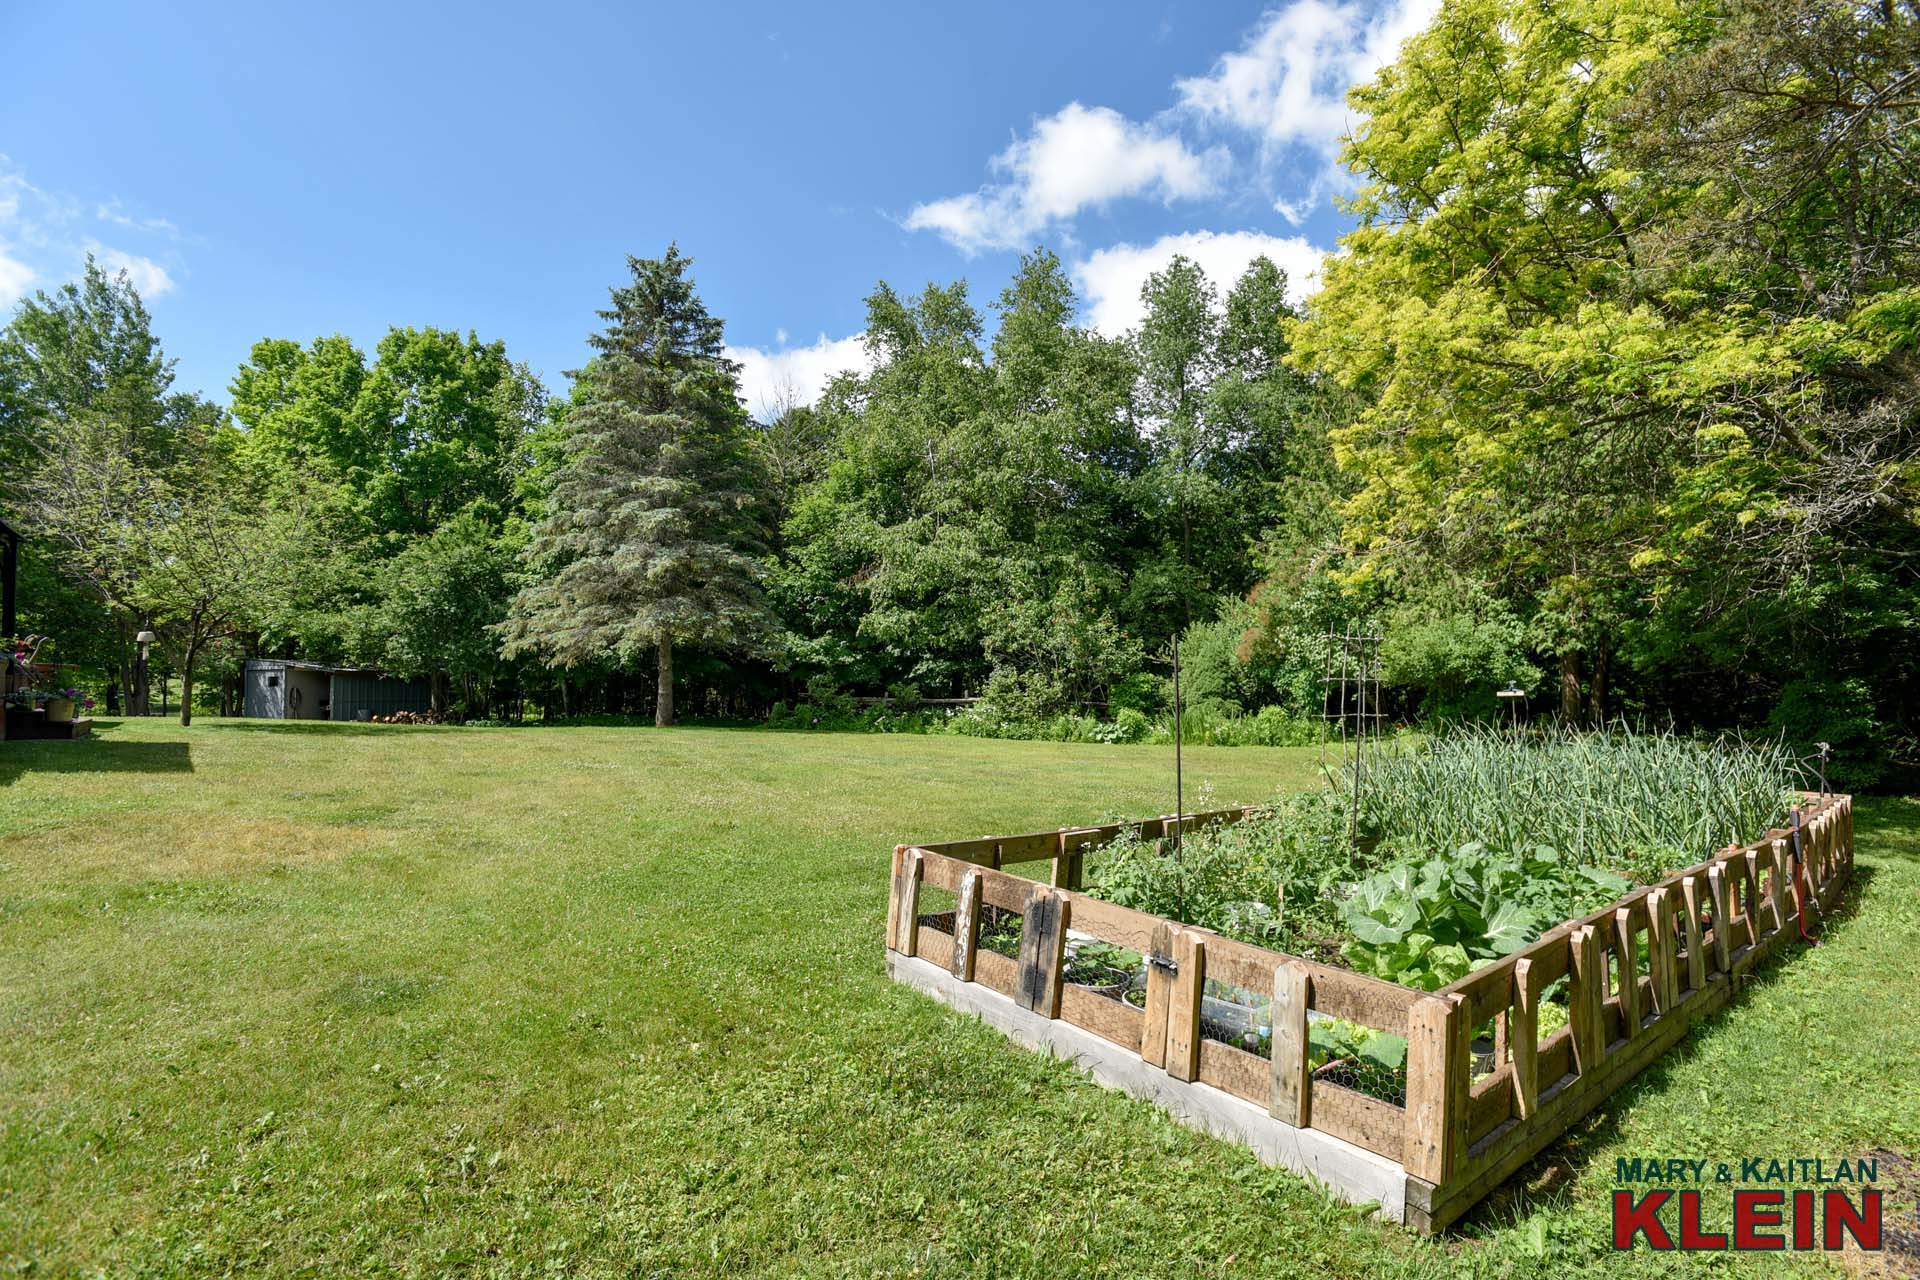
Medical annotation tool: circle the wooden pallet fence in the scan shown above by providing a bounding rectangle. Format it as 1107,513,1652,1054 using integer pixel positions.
883,793,1855,1233
1403,790,1854,1232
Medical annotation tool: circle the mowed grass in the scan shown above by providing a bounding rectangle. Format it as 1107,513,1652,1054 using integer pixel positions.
0,720,1915,1278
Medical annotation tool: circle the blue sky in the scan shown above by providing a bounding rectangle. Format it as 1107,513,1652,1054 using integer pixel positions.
0,0,1434,417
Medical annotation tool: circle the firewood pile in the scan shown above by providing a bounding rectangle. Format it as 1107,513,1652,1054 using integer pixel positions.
369,709,449,725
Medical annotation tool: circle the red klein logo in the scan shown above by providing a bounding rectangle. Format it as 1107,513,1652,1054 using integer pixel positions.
1613,1189,1882,1252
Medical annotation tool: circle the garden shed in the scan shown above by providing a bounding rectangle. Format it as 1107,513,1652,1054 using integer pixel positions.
242,659,430,722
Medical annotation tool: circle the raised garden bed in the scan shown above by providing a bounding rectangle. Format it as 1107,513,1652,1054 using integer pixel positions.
884,794,1854,1233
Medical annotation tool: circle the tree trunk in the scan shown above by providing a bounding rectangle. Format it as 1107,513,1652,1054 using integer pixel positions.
179,645,196,727
656,633,674,727
1587,644,1610,727
1558,650,1582,724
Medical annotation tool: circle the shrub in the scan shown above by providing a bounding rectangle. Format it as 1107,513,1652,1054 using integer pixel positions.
1769,676,1886,791
1092,707,1152,744
1107,671,1166,716
1144,703,1318,747
1378,590,1536,722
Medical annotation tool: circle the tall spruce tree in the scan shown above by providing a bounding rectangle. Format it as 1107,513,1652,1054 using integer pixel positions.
500,247,768,725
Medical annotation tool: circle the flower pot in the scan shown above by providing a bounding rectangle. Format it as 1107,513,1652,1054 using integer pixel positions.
45,697,75,723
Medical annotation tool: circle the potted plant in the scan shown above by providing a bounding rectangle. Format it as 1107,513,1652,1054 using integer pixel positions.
45,687,90,723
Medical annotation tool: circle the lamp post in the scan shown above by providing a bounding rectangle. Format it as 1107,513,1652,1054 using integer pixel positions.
133,626,156,717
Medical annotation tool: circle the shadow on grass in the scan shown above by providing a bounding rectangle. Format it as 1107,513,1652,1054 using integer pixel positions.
198,719,468,737
1853,794,1920,864
0,736,193,785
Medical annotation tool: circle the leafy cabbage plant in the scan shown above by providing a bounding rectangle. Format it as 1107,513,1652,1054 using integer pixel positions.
1340,844,1629,990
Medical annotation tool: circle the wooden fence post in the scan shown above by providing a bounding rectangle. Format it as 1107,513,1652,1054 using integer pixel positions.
1794,828,1823,931
1569,924,1606,1073
1744,848,1774,940
1050,829,1090,891
1707,862,1733,973
887,847,923,955
1614,907,1642,1039
1511,956,1541,1119
1140,921,1175,1068
1165,929,1206,1082
1810,813,1829,887
1015,884,1067,1017
1768,839,1790,938
952,867,982,981
885,846,903,950
1269,962,1311,1127
1404,995,1468,1186
1645,887,1677,1014
1679,874,1706,994
1843,797,1855,871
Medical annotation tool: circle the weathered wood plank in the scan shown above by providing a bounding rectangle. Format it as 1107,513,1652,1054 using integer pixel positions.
1165,929,1206,1082
952,868,982,981
1568,924,1606,1075
1015,884,1067,1017
1744,847,1775,940
1198,1037,1268,1106
1403,995,1468,1184
1059,983,1144,1052
1201,933,1417,1034
1707,862,1734,972
1270,962,1311,1127
1468,1070,1512,1145
1645,887,1677,1014
918,926,956,970
973,946,1020,998
1510,957,1540,1121
885,846,905,950
1679,874,1706,994
1059,892,1161,953
891,848,925,957
1768,838,1790,938
1613,907,1642,1038
914,804,1260,864
1140,920,1175,1069
1051,827,1100,890
1312,1081,1404,1160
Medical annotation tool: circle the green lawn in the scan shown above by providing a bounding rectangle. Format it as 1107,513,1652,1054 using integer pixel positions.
2,720,1914,1278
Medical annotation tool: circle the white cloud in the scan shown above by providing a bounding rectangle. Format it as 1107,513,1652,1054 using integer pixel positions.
0,159,185,307
726,332,874,419
1176,0,1441,214
95,201,183,239
905,102,1227,254
1073,230,1327,336
0,175,36,307
89,244,175,298
0,248,33,308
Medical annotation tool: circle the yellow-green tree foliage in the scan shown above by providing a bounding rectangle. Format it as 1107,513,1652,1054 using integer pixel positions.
1292,0,1919,715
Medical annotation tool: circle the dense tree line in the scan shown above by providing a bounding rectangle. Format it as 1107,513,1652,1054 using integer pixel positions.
3,0,1912,782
